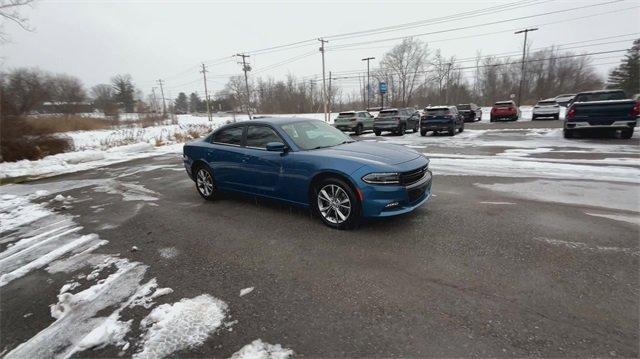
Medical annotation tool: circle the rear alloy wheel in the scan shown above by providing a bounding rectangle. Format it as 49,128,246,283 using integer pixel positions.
420,129,427,136
458,123,464,133
354,124,363,135
621,128,634,139
397,124,406,135
448,125,455,136
195,166,216,200
314,178,360,229
374,130,381,136
413,124,418,133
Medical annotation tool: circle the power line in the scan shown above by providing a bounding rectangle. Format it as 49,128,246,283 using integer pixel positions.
326,0,626,51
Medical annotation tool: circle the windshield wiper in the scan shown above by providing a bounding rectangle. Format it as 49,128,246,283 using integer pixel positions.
308,140,354,150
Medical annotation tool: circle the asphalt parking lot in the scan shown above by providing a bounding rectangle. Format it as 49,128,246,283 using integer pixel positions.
1,121,638,358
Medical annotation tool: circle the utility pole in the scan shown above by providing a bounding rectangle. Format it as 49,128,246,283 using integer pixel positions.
328,71,332,119
157,79,167,116
444,62,453,104
236,53,253,120
318,38,329,122
361,57,375,109
309,79,316,112
151,87,158,113
515,27,538,106
200,63,212,122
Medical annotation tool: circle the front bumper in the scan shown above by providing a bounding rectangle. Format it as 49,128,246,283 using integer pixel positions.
565,120,637,130
358,169,433,218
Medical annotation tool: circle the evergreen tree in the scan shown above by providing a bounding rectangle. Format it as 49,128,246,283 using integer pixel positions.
607,39,639,96
174,92,189,114
188,92,202,113
111,74,136,112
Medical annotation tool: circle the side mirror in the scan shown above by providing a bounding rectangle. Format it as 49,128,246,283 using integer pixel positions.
266,141,286,152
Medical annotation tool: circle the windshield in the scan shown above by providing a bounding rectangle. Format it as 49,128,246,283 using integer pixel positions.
337,112,355,118
457,104,471,110
280,120,353,150
378,110,398,117
426,108,450,115
537,101,557,106
574,91,627,102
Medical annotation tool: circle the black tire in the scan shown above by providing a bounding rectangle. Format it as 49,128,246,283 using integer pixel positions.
621,128,634,139
397,124,406,135
354,124,363,136
458,123,464,133
413,123,418,133
563,129,574,139
374,130,381,136
194,165,216,201
490,117,495,123
531,115,537,121
420,129,427,136
448,126,455,136
554,114,559,121
313,177,361,230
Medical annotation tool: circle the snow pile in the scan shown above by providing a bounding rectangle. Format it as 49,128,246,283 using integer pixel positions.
0,142,157,180
133,294,228,359
240,287,254,297
230,339,294,359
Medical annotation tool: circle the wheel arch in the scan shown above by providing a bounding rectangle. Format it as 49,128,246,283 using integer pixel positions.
308,170,361,205
190,159,210,181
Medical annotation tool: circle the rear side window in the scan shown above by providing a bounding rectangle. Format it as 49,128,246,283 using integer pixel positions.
457,104,471,110
537,101,557,106
337,112,355,118
213,126,244,146
246,126,281,149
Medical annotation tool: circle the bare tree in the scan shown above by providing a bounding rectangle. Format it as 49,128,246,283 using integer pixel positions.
376,38,430,106
0,0,35,43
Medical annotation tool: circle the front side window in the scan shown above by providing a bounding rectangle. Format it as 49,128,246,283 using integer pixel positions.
280,120,352,150
246,126,281,149
213,126,244,145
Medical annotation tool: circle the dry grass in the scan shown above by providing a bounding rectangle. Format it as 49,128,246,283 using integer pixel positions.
1,117,73,161
23,115,119,135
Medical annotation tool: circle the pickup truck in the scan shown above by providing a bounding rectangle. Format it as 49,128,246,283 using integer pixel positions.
564,89,639,139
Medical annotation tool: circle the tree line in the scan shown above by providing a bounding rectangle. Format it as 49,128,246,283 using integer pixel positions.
1,38,637,118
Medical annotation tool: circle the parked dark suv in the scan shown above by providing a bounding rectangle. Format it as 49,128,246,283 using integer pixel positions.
374,108,419,136
420,106,464,136
456,103,482,122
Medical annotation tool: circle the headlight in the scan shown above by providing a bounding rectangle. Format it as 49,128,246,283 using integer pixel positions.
362,172,400,184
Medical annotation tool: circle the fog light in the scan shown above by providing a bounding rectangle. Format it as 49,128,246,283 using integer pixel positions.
385,201,400,208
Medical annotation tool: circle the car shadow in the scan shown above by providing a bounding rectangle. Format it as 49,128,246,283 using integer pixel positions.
569,129,637,140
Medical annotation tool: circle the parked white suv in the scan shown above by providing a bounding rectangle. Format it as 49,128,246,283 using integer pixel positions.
532,99,560,120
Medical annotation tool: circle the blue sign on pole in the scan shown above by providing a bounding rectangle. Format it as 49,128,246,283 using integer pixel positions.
379,81,387,94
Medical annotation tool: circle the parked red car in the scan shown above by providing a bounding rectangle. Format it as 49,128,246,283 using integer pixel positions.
490,100,520,122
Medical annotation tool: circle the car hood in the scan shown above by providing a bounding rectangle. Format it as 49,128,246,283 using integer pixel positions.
311,141,421,166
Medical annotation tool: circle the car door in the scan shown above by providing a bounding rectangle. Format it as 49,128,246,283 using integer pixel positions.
243,125,287,196
209,125,248,191
365,112,375,129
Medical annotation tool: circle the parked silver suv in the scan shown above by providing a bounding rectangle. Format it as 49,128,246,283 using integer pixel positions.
374,108,420,136
333,111,375,135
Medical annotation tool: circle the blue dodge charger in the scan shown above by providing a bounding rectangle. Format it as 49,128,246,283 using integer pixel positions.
183,118,432,229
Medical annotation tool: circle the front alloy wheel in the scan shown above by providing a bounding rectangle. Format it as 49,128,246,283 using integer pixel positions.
315,179,360,229
196,167,216,200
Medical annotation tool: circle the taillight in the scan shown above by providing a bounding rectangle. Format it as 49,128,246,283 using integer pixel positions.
631,101,640,117
566,106,576,120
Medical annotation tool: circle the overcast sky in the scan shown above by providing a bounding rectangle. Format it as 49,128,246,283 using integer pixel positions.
2,0,639,98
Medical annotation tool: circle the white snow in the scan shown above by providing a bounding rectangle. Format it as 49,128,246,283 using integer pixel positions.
133,294,228,359
476,180,640,213
480,201,516,205
584,212,640,226
94,180,159,201
229,339,294,359
239,287,254,297
158,247,178,259
533,237,638,256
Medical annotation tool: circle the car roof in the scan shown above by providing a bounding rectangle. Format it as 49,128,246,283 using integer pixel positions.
575,89,625,95
426,106,452,109
222,117,320,127
538,99,557,102
556,93,575,97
